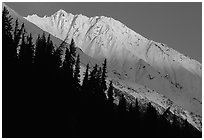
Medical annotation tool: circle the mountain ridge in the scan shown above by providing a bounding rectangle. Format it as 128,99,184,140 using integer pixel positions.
25,9,202,63
24,9,202,116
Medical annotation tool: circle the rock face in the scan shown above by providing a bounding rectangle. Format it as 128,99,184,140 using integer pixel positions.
24,9,202,116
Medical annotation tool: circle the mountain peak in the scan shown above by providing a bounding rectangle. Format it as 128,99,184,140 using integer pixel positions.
52,9,69,18
24,8,201,118
56,9,67,14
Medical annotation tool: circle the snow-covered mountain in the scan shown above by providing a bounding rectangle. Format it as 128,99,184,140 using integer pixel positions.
3,3,201,131
24,9,202,117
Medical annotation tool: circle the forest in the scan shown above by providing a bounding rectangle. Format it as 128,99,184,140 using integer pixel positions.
2,7,202,138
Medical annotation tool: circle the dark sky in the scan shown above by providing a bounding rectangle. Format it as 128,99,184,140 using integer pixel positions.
5,2,202,62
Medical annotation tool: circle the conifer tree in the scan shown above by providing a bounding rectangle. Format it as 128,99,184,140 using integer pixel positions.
118,94,126,113
107,81,114,104
18,28,33,66
14,18,19,39
73,54,81,90
34,34,42,65
81,63,91,112
41,32,47,66
107,80,115,116
171,114,180,137
13,18,22,49
89,64,98,91
61,39,76,72
18,28,26,63
97,68,107,110
82,63,89,90
53,47,63,69
46,34,54,55
97,67,102,86
3,6,14,62
69,38,77,61
26,33,34,64
134,99,140,118
34,32,47,67
41,32,46,48
61,39,77,80
95,67,104,96
87,64,99,107
2,7,13,43
117,94,127,137
101,59,107,92
62,48,72,78
144,102,159,137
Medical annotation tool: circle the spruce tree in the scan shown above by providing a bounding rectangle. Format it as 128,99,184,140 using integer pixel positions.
107,80,115,117
88,64,99,108
34,32,47,67
3,6,14,62
2,7,13,43
82,63,89,90
53,47,63,69
107,81,114,104
45,34,55,78
62,48,72,78
101,59,107,92
14,18,19,39
69,38,77,60
97,67,102,86
171,114,180,137
26,33,34,64
134,99,140,118
73,54,81,90
34,34,42,65
96,67,105,100
89,64,98,92
18,28,33,67
13,18,22,49
118,94,126,113
62,39,77,80
117,94,127,137
46,34,54,55
144,102,158,137
81,63,91,113
18,28,26,63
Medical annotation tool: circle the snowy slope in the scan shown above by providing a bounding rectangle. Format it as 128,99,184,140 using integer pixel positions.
24,9,202,116
110,78,202,131
79,64,201,131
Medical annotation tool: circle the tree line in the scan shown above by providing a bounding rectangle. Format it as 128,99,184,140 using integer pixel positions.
2,7,201,138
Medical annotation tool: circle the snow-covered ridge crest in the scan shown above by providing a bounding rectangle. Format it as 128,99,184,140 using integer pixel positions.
24,9,201,69
24,9,202,116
